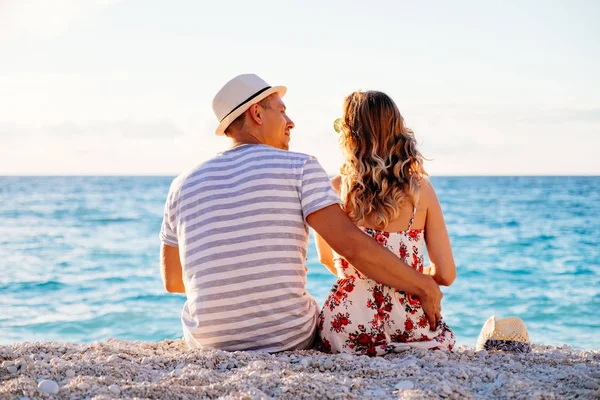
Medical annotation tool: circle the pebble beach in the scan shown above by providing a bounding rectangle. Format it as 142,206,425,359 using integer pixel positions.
1,339,598,400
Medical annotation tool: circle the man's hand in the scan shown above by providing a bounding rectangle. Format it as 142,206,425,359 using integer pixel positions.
419,276,443,330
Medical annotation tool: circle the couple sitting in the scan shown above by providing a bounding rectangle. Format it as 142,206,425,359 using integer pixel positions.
159,74,456,355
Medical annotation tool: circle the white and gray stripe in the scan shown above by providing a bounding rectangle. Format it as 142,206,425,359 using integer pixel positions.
160,144,341,352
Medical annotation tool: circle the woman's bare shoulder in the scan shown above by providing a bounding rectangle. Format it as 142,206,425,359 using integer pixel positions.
330,175,342,194
418,177,437,208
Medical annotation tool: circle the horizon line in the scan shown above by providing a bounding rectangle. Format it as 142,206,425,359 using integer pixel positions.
1,174,599,178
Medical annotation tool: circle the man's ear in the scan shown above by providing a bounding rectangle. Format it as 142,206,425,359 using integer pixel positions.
247,103,263,125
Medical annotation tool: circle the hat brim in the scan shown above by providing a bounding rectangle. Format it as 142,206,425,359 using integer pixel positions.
215,86,287,136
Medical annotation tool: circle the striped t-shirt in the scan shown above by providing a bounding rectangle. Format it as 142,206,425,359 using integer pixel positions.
160,144,341,352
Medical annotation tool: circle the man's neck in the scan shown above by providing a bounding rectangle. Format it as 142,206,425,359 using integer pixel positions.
229,132,265,149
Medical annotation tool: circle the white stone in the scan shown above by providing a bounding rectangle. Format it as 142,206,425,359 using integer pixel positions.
395,380,415,390
584,381,600,390
441,383,452,394
109,384,121,394
7,366,18,374
65,369,76,378
38,379,59,395
2,361,14,368
476,349,488,357
77,382,91,390
323,359,334,370
107,355,120,362
252,360,266,369
300,358,311,368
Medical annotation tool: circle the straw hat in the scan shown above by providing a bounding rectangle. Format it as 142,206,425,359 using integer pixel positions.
212,74,287,136
476,315,531,353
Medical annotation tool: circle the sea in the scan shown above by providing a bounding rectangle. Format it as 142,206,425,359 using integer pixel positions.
0,176,598,349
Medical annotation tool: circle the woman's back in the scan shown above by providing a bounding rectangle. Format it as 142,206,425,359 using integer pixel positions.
329,176,455,286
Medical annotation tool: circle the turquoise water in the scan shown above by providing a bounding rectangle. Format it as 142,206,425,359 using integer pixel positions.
0,176,598,349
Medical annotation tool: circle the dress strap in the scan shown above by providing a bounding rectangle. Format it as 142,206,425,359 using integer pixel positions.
408,206,417,230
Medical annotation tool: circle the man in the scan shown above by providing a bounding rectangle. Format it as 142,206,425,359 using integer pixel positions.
160,73,442,352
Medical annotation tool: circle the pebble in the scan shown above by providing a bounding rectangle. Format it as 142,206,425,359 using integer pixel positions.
7,366,18,374
441,383,452,395
395,380,415,390
0,340,597,399
583,381,600,390
300,358,312,368
476,349,488,357
108,384,121,394
38,379,59,395
573,363,587,371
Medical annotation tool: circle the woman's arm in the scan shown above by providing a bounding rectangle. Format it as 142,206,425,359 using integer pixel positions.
315,175,343,276
423,179,457,286
315,232,338,276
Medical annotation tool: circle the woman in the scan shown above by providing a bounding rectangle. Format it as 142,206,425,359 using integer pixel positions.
316,91,456,356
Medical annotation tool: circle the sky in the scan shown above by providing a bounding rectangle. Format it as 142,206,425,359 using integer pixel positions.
0,0,599,176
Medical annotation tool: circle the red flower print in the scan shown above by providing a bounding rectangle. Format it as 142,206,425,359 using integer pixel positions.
412,253,420,269
357,333,371,345
407,294,420,306
374,233,387,246
322,338,331,353
392,332,409,342
332,319,341,331
374,290,385,306
399,244,407,259
324,225,457,356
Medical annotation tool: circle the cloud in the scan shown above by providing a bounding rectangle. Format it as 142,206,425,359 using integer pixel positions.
42,119,186,138
0,0,123,42
0,122,30,137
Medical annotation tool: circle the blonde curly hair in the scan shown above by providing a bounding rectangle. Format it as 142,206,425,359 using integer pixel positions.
337,90,427,228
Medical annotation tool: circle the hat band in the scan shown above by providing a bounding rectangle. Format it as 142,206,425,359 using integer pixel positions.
483,340,531,353
220,86,272,122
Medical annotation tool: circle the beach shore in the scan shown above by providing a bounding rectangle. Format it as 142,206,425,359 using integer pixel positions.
1,339,598,399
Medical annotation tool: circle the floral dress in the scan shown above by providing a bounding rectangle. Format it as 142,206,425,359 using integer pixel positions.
317,206,455,356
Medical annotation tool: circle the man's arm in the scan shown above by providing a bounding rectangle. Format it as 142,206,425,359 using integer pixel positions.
160,243,185,293
307,204,443,330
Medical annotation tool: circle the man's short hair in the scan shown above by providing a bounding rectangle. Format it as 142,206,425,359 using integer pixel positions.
225,95,273,135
